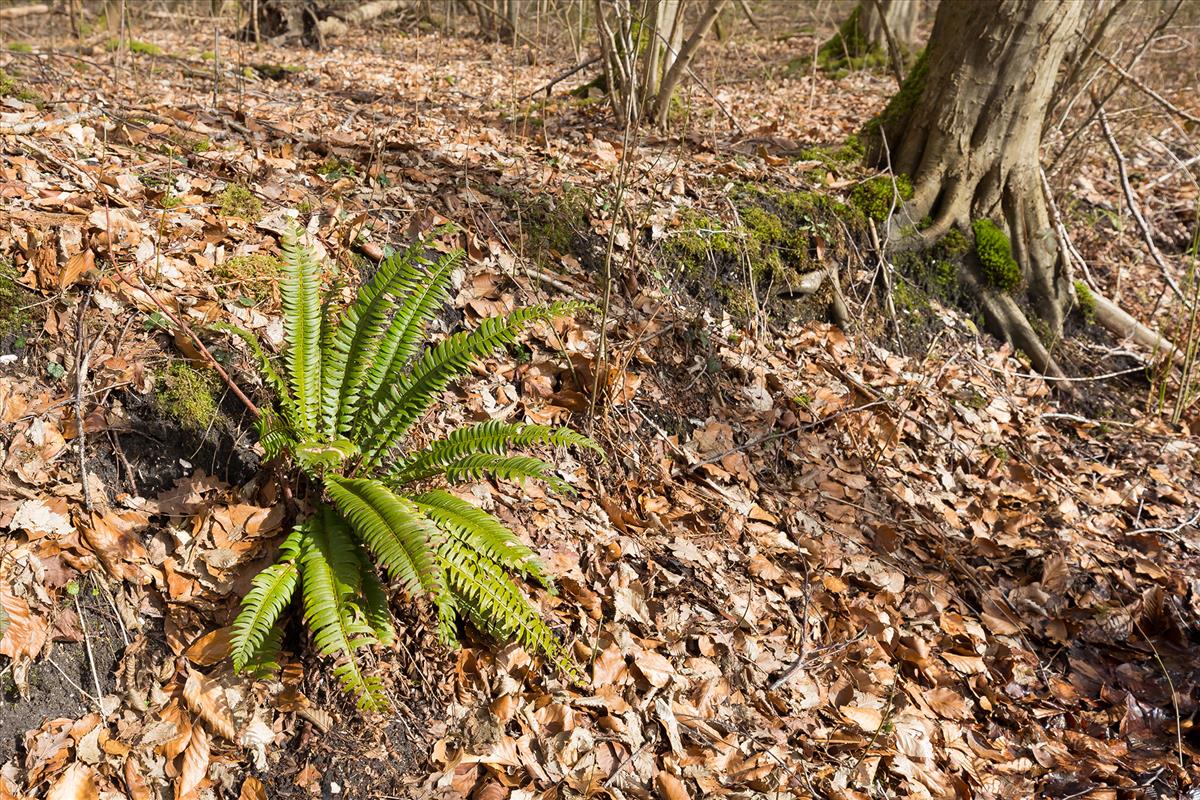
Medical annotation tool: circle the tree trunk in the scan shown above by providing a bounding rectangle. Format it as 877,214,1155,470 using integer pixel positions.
874,0,1086,377
860,0,920,51
820,0,921,71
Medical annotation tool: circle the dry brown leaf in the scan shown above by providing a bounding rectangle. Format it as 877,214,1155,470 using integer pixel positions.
46,762,98,800
0,587,48,663
184,628,232,666
655,770,691,800
159,702,193,760
59,248,95,290
176,722,209,800
123,756,152,800
633,650,675,688
238,776,266,800
840,705,884,732
183,668,237,741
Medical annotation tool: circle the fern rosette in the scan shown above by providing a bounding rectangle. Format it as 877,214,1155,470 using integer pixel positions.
227,225,596,708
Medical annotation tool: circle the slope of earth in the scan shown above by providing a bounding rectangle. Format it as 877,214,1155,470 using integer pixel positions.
0,13,1198,800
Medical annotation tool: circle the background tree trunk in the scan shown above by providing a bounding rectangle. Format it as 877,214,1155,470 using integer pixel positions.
875,0,1086,376
860,0,920,52
820,0,921,72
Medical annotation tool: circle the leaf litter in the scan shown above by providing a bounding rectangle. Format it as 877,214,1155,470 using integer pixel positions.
0,13,1198,800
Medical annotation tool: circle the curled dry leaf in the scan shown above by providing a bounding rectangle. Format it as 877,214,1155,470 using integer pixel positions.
45,762,97,800
123,756,152,800
183,668,237,741
176,722,209,800
0,587,48,665
238,776,266,800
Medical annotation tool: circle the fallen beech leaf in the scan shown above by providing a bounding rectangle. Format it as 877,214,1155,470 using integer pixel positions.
46,762,97,800
633,650,675,688
59,248,95,290
0,587,48,664
124,756,152,800
655,770,691,800
184,628,232,666
840,705,883,732
176,722,209,800
183,669,237,741
238,776,266,800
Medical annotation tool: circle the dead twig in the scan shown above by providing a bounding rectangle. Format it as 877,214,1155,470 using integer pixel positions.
73,288,109,514
520,55,602,101
1096,104,1185,303
102,199,260,418
0,109,102,136
1096,50,1200,126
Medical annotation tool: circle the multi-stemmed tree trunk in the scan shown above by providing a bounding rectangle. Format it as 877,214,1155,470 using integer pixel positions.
820,0,921,74
873,0,1087,376
595,0,728,128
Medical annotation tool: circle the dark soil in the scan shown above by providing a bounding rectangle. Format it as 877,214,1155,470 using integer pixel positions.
96,390,261,499
0,588,123,766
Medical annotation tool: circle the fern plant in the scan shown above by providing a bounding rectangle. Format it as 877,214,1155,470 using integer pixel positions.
227,226,596,709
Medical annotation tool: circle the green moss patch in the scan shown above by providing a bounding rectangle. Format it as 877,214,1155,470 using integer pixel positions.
662,185,866,320
106,38,163,56
850,174,913,222
0,259,33,348
972,219,1021,292
0,68,43,105
6,42,32,53
1074,280,1096,323
797,135,865,172
216,254,280,305
156,361,220,431
516,183,592,262
219,184,262,221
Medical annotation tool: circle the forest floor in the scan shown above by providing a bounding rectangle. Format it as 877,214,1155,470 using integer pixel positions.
1,9,1200,800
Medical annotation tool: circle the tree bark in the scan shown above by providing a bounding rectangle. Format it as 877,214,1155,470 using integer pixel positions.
875,0,1087,377
860,0,920,51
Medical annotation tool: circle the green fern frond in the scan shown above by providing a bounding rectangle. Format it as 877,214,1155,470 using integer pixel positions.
324,477,446,602
211,321,291,407
240,624,286,679
256,408,297,461
231,528,303,673
299,507,385,710
354,548,397,646
322,244,425,438
357,249,462,429
442,453,571,493
279,225,324,437
414,489,551,588
390,421,600,485
363,303,579,467
437,523,573,675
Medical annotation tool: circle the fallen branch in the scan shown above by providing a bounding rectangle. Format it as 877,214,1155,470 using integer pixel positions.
1096,105,1185,302
1097,50,1200,126
338,0,405,25
1091,291,1183,365
520,55,602,101
0,109,102,136
0,3,48,19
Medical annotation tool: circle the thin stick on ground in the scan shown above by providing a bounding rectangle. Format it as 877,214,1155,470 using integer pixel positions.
101,202,261,418
73,593,106,711
1096,105,1185,302
73,288,109,514
1096,50,1200,127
